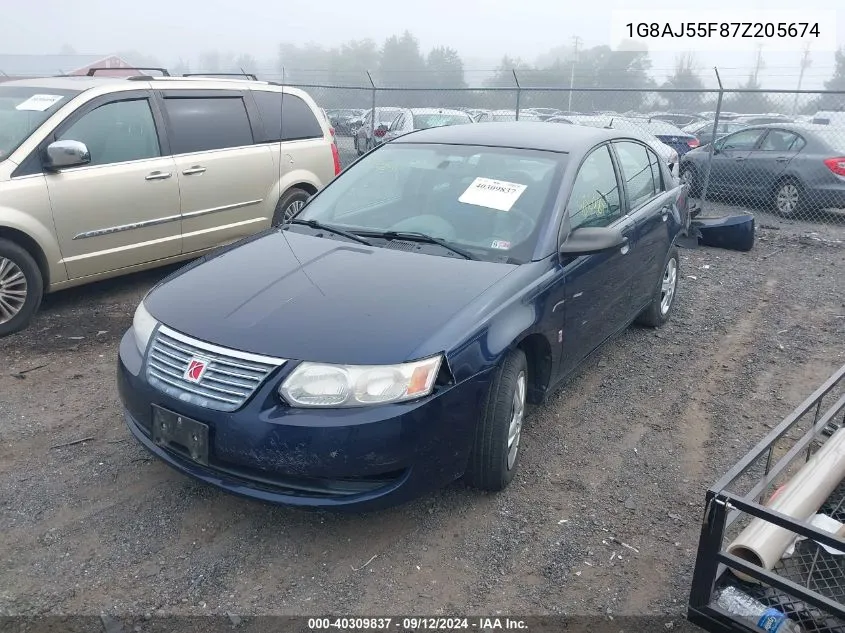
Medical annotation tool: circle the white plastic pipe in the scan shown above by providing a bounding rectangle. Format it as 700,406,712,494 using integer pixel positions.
726,426,845,582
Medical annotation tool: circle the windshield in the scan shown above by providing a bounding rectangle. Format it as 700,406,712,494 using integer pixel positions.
294,143,566,264
0,86,77,160
642,119,687,135
412,113,470,128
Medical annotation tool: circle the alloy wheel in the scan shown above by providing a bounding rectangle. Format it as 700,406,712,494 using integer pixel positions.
284,199,305,222
660,258,677,316
776,183,800,215
0,257,27,325
507,371,526,470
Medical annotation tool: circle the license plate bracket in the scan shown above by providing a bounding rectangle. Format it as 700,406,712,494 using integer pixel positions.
151,405,209,466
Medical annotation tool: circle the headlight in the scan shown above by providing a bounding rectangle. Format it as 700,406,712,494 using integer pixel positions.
279,355,443,408
132,301,157,354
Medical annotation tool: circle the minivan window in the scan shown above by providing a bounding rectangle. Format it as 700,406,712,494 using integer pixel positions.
58,99,160,166
163,97,253,154
253,91,323,142
0,86,77,160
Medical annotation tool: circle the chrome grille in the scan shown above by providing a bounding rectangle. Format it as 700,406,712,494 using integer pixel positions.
146,325,286,412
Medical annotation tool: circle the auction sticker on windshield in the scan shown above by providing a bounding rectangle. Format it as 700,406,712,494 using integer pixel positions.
459,177,527,212
15,94,64,112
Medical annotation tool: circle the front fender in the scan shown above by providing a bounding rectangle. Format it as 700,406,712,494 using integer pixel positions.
0,205,67,287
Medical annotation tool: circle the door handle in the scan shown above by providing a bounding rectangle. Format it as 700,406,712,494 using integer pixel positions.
776,156,789,162
734,157,746,162
182,166,206,175
145,171,172,181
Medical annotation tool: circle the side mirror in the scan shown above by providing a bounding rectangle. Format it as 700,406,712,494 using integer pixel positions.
44,140,90,170
559,226,627,256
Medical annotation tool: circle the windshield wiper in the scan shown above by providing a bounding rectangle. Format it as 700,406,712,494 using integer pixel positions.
284,219,372,246
356,230,477,260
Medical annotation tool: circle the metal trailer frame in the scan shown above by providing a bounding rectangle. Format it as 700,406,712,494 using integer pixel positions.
688,363,845,633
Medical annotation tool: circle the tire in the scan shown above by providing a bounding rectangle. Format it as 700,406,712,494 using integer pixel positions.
773,178,805,218
465,348,528,491
636,247,679,328
0,238,43,337
271,187,310,226
680,165,700,197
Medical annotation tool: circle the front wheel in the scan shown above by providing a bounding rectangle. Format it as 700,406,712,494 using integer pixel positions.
465,348,528,491
636,247,679,328
0,238,43,337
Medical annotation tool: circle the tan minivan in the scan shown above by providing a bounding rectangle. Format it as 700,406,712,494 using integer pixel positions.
0,74,340,336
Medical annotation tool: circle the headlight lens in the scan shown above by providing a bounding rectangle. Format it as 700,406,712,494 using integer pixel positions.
279,355,443,407
132,301,157,354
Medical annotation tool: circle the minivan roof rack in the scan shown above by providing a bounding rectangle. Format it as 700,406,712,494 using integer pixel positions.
182,72,258,80
87,66,170,77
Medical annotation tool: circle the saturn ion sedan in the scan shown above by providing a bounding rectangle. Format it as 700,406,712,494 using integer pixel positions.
118,122,689,511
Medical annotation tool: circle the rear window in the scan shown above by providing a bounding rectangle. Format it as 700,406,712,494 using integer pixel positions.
645,119,687,135
253,91,323,142
378,109,402,123
412,113,470,128
163,97,253,154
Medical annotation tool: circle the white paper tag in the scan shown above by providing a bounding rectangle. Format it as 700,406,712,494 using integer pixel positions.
458,177,527,212
15,94,64,112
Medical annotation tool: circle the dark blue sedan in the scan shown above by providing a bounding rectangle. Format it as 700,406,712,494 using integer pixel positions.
118,123,689,511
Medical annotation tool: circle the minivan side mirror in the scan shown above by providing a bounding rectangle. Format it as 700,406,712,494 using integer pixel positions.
559,226,627,256
44,140,91,170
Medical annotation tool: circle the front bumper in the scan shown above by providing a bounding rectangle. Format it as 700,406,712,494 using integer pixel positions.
117,331,492,511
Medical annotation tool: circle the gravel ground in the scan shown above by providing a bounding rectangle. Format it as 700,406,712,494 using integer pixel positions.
0,208,843,628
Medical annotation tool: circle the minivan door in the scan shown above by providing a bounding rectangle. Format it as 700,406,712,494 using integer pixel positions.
158,91,276,254
43,92,182,279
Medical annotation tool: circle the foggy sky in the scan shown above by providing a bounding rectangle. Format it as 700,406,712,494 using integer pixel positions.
1,0,842,90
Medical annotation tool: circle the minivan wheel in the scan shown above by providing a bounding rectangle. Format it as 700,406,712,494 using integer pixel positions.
271,188,310,226
465,348,528,491
0,238,43,337
636,247,679,328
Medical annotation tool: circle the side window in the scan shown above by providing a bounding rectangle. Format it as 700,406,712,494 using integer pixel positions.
58,99,160,166
253,91,323,142
647,147,664,193
720,128,765,151
163,97,253,154
613,141,657,210
567,145,622,230
759,130,801,151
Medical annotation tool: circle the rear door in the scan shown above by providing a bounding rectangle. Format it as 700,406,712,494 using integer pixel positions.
557,144,636,377
43,91,182,279
611,140,673,310
158,90,276,254
742,129,806,195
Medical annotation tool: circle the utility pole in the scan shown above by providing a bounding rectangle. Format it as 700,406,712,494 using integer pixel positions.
568,36,582,112
751,44,764,84
793,44,811,115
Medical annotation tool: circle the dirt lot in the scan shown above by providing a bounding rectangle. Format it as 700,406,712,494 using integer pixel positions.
1,212,843,625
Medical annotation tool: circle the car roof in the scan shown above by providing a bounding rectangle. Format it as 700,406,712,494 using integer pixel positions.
393,121,620,153
0,76,121,90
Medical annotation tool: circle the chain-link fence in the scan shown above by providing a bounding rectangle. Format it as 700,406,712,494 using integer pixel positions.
281,74,845,227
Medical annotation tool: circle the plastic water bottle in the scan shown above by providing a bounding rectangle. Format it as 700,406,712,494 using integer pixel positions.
715,586,803,633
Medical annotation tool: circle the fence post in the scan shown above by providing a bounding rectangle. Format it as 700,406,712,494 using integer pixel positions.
698,67,723,212
513,69,521,120
366,70,376,145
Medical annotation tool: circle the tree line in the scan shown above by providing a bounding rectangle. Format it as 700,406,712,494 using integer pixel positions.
110,32,845,114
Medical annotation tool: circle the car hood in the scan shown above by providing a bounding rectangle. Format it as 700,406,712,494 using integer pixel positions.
145,230,517,365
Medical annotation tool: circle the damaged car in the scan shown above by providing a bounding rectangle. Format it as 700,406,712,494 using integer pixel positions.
118,123,688,511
